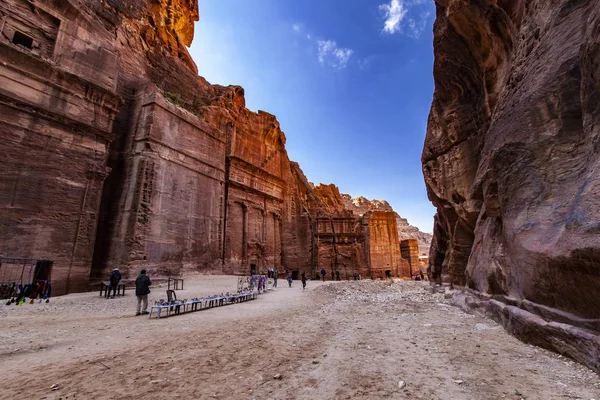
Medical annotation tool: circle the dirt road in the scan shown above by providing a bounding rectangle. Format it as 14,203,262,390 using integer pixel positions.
1,277,598,399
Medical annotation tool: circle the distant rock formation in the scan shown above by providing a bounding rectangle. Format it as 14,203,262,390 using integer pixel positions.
341,195,393,215
423,0,600,372
311,184,411,279
341,194,433,256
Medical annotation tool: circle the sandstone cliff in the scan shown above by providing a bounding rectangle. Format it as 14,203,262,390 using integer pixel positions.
310,185,411,279
0,0,316,290
423,0,600,371
0,0,419,294
341,193,433,256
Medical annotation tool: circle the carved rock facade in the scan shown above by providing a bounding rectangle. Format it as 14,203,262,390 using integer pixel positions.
0,0,416,294
341,194,433,256
0,0,120,294
423,0,600,371
312,184,410,279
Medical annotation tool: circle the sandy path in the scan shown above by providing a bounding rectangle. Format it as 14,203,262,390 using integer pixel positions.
1,277,598,400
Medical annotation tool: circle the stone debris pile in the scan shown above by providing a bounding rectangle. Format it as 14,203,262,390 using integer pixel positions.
316,280,446,304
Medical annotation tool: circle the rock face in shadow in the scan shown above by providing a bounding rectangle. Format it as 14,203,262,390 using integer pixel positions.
423,0,600,370
0,0,122,294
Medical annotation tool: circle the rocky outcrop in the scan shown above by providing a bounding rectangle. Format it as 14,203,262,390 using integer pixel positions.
314,184,348,213
341,194,393,215
310,184,411,279
341,194,433,256
423,0,600,371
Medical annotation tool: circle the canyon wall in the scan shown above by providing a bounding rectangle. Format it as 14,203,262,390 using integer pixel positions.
342,194,433,256
0,0,416,293
312,184,411,279
0,0,120,294
423,0,600,370
0,0,316,292
364,211,408,279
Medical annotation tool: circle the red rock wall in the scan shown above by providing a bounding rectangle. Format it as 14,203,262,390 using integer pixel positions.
97,90,226,279
312,187,409,279
424,0,600,370
365,212,408,279
280,164,316,277
94,77,319,280
0,0,419,295
341,193,432,256
316,214,366,280
400,239,420,277
0,0,120,294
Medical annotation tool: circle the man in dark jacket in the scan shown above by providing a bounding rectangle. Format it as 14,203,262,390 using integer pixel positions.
320,268,326,282
108,267,122,298
135,269,152,316
301,271,307,290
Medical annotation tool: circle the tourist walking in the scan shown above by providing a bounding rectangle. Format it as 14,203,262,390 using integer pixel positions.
287,272,293,288
273,268,278,288
320,268,326,282
301,271,307,290
335,269,340,281
135,269,152,316
108,267,121,298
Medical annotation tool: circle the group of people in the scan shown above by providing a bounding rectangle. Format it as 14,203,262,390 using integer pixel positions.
107,267,152,316
115,263,402,316
319,268,341,282
267,268,280,288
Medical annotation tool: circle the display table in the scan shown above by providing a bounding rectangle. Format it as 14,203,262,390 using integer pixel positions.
99,281,126,297
149,292,258,319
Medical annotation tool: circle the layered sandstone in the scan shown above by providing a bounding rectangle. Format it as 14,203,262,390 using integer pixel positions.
0,0,418,295
423,0,600,370
311,184,411,279
0,0,120,294
341,194,433,255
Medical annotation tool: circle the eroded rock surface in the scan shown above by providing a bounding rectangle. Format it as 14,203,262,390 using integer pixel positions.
0,0,422,294
311,184,411,279
423,0,600,370
341,193,433,255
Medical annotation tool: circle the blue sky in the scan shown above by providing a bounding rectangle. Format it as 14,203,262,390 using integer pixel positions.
190,0,437,233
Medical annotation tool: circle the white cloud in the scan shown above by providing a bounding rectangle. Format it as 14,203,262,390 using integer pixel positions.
379,0,407,35
317,40,354,69
317,40,336,64
333,48,354,68
379,0,431,38
294,25,354,69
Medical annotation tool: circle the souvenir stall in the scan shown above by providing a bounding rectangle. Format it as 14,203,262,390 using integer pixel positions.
0,258,53,304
